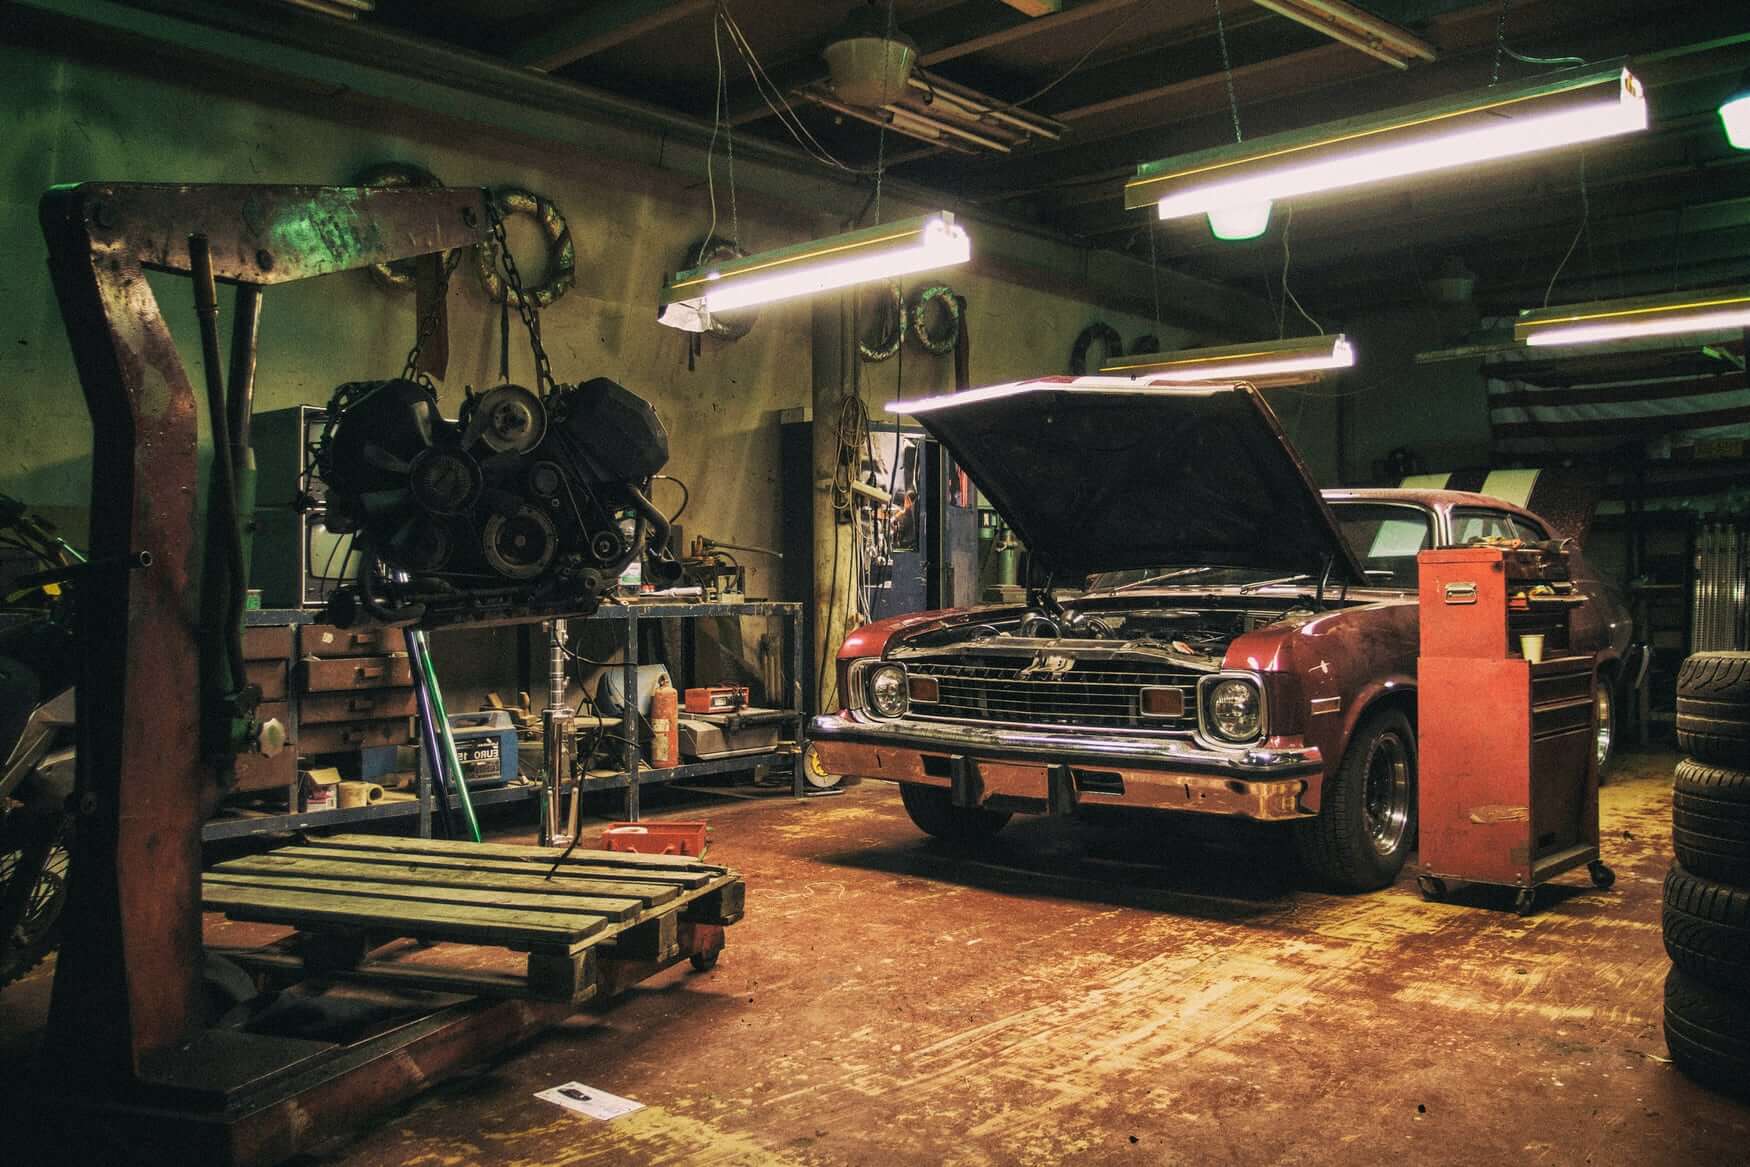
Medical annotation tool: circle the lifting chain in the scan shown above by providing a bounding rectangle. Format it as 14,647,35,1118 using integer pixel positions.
488,195,557,397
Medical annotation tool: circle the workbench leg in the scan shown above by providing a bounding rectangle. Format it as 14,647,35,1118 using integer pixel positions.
791,609,806,798
624,610,640,822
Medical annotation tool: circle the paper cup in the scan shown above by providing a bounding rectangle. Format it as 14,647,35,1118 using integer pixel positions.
1520,634,1545,664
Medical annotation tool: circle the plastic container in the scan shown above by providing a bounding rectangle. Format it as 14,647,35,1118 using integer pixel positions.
600,821,709,858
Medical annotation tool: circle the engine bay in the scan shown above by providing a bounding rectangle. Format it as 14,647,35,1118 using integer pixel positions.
898,600,1312,664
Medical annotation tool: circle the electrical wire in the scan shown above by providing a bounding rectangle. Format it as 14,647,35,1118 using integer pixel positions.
991,0,1154,112
1279,205,1325,336
1542,149,1590,308
718,5,878,176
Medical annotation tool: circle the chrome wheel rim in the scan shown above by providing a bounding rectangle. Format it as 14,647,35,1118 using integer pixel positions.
1595,685,1613,771
1362,732,1412,858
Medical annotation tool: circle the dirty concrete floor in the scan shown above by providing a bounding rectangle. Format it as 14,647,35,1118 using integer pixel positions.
8,746,1750,1165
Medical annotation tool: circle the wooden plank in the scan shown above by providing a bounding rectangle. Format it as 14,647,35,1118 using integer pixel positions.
200,883,604,946
282,846,713,890
290,843,714,888
204,872,644,923
210,854,677,911
219,947,589,1004
316,832,725,873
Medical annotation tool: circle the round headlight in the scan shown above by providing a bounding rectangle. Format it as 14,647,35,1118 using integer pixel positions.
867,664,909,719
1208,678,1261,742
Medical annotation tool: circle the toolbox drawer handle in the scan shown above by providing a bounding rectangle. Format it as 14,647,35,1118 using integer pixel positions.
349,632,376,646
355,665,385,681
1443,581,1478,605
347,697,377,713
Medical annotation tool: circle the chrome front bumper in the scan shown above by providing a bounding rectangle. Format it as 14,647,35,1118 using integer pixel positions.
809,713,1322,821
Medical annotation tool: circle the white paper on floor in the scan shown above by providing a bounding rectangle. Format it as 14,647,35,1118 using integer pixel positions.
534,1081,645,1121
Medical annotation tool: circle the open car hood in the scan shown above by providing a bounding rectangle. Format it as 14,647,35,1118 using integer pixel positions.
898,377,1365,582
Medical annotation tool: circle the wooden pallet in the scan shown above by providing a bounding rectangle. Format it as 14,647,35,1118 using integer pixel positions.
202,833,744,1004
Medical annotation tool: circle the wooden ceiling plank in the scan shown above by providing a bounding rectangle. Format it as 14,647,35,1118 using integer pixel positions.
512,0,714,72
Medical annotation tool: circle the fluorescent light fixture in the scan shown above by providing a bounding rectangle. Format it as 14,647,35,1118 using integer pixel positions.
1515,288,1750,346
1099,334,1355,385
1207,202,1272,240
658,213,970,332
1126,67,1646,222
889,376,1230,416
1722,73,1750,150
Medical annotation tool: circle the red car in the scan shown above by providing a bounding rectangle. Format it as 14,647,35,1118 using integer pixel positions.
809,378,1632,891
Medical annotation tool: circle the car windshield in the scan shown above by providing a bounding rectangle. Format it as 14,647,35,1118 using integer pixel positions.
1328,502,1433,589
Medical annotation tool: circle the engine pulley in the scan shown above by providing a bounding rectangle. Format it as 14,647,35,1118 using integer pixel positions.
481,504,559,580
463,383,547,455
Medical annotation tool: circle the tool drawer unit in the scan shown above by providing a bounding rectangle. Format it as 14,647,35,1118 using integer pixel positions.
1416,546,1608,911
297,622,417,755
233,622,299,796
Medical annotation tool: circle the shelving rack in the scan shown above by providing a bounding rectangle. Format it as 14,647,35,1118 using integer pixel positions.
202,601,807,841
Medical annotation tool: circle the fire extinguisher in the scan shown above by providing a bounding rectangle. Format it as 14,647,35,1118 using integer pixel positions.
650,673,679,768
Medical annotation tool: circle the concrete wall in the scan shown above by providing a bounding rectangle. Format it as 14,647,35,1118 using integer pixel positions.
1,40,1185,701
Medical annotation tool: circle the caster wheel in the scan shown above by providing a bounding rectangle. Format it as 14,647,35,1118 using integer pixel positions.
689,949,721,972
1514,887,1537,917
1417,874,1447,901
1588,861,1615,890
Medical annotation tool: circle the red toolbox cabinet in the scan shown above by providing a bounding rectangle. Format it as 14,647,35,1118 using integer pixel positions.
1416,546,1613,914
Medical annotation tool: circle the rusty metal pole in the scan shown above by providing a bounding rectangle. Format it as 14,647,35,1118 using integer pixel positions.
810,288,855,713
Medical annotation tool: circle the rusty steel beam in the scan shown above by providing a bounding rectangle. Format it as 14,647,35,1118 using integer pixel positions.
39,183,489,1083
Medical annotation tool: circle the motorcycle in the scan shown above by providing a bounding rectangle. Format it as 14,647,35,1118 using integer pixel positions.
0,496,80,989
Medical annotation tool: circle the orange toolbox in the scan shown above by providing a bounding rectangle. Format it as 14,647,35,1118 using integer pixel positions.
600,821,710,858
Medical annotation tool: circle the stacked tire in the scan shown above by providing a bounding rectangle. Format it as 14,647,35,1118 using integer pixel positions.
1663,651,1750,1096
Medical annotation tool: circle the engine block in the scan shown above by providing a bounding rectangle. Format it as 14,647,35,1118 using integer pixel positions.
315,376,678,624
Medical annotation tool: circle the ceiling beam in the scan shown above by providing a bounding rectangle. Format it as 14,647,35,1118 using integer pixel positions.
725,0,1156,126
1250,0,1437,69
510,0,714,72
998,0,1064,15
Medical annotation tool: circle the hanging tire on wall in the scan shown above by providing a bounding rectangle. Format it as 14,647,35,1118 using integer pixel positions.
476,187,576,309
908,284,961,356
684,236,759,341
354,162,446,292
1672,759,1750,884
1665,965,1750,1098
857,281,905,362
1067,322,1123,375
1676,651,1750,766
1664,861,1750,992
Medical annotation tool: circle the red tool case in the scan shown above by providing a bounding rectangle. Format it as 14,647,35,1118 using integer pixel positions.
1416,546,1614,914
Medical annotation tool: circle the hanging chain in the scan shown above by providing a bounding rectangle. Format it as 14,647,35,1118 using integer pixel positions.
1214,0,1244,144
1491,0,1510,85
488,196,556,396
400,247,464,385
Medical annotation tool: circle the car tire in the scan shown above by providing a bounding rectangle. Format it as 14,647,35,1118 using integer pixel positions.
1676,651,1750,766
898,782,1011,844
1672,759,1750,884
1594,679,1615,779
1664,862,1750,992
1295,708,1417,893
1665,965,1750,1098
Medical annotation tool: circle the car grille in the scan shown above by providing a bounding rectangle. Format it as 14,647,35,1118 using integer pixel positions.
904,657,1199,732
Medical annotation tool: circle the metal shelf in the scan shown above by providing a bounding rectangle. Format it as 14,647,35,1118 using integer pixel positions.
206,600,807,839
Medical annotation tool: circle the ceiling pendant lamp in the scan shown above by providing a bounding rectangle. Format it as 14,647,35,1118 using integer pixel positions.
1099,334,1355,385
1514,288,1750,346
658,213,971,332
1126,66,1647,224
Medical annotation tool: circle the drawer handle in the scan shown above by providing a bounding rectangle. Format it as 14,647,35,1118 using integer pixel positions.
355,665,385,681
350,632,375,646
347,697,377,713
342,728,363,744
1444,582,1477,605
